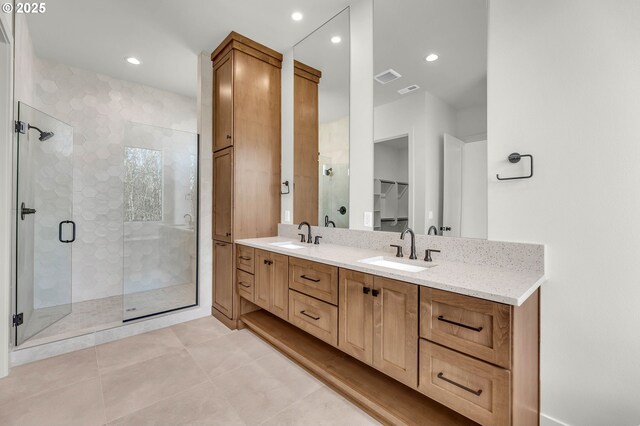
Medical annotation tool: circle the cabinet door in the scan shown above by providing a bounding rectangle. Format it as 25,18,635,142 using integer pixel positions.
212,241,233,318
338,269,374,364
214,52,233,152
373,277,418,388
254,249,271,310
213,147,233,242
270,253,289,321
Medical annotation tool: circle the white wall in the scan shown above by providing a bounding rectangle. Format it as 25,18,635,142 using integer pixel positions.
374,91,457,233
280,48,294,224
456,104,487,141
374,141,408,183
196,52,213,311
488,1,640,425
0,7,14,379
348,0,374,230
461,140,487,238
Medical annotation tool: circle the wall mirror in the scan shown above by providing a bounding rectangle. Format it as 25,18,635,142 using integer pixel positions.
372,0,488,238
293,8,350,228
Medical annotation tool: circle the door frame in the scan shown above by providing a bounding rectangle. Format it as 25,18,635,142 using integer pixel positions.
373,132,414,231
0,12,14,378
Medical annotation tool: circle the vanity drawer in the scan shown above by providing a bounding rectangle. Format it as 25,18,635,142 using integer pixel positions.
419,340,511,426
288,257,338,305
236,269,255,301
288,290,338,346
421,288,512,368
236,245,255,274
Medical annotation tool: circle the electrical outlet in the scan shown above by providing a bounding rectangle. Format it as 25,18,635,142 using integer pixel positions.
428,211,433,220
284,210,291,223
364,211,373,227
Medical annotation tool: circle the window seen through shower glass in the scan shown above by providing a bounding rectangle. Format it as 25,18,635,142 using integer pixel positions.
124,147,163,222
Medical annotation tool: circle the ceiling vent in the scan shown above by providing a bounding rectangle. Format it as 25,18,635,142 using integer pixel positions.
398,84,420,95
374,69,401,84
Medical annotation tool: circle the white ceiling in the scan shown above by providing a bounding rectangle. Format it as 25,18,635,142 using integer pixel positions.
26,0,351,98
374,0,488,109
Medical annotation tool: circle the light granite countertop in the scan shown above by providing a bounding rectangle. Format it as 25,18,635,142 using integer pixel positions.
236,236,545,306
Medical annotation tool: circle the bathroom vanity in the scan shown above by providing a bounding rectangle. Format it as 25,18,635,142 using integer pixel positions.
234,226,544,426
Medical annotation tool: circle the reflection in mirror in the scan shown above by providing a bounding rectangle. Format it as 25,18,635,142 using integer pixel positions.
293,8,350,228
373,0,488,238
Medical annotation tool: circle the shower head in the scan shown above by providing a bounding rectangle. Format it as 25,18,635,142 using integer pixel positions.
28,124,54,141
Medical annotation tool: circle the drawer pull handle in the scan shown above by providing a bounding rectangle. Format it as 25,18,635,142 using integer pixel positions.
238,282,251,288
437,315,483,332
239,256,251,261
300,310,320,320
437,372,483,396
300,274,320,283
264,259,273,265
215,242,227,246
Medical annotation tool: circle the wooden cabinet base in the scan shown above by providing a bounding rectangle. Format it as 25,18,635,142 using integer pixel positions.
241,309,478,426
211,306,238,330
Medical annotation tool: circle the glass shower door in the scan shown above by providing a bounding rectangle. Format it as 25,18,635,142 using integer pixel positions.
15,102,74,345
122,122,198,321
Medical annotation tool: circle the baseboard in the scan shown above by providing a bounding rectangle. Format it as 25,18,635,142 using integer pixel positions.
541,413,571,426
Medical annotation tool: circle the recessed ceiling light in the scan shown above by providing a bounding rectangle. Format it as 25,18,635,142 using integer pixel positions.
331,36,342,44
425,53,439,62
125,57,141,65
291,11,303,21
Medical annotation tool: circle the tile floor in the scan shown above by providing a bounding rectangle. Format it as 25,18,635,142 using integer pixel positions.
19,283,196,348
1,316,379,426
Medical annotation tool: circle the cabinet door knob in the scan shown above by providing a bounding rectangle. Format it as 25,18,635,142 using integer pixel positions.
363,287,371,294
371,289,379,297
226,134,232,139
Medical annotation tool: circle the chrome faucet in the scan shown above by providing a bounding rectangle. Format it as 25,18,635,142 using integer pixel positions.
427,225,438,236
400,228,417,259
298,221,313,244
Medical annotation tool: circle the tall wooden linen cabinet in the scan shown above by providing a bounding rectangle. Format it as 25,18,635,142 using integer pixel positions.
211,32,282,327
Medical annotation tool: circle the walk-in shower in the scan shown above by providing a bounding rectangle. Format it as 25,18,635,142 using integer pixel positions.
14,102,199,347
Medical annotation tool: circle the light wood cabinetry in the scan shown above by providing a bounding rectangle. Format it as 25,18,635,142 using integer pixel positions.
419,340,511,426
236,269,254,302
338,270,373,364
289,290,338,346
254,249,289,321
213,53,233,152
212,241,233,317
236,245,255,274
293,61,322,225
421,288,511,368
373,276,418,388
289,257,338,304
419,288,540,426
213,148,233,243
211,32,282,324
338,271,418,388
237,246,539,426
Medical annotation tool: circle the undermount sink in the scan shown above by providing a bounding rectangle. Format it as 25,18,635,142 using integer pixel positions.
269,241,306,250
358,256,429,273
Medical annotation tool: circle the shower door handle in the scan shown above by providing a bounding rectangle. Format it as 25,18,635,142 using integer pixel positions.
59,220,76,243
20,202,36,220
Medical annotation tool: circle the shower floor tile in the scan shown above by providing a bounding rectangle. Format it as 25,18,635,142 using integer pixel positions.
19,283,196,348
